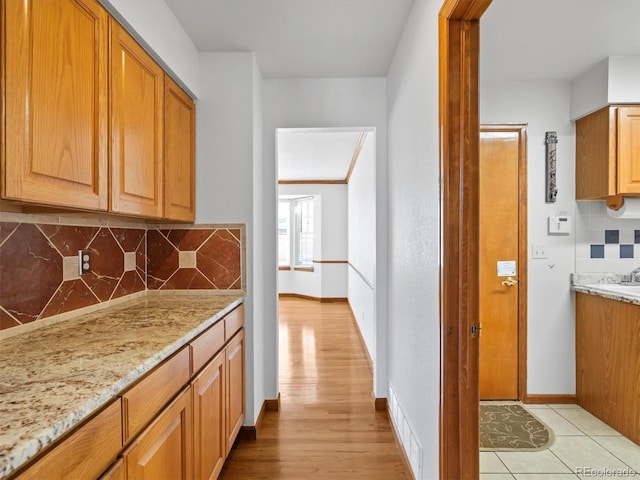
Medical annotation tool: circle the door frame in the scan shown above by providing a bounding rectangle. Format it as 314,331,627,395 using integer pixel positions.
479,124,528,402
438,1,492,479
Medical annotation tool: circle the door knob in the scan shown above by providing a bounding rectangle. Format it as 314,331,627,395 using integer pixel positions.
501,276,518,287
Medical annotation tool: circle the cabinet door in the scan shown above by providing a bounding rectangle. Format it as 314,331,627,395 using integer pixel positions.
192,352,226,480
225,328,245,454
123,387,193,480
164,76,196,222
2,0,108,210
617,106,640,195
110,20,164,218
575,106,617,199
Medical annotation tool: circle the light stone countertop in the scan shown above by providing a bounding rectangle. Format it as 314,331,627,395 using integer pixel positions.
0,292,244,479
571,273,640,306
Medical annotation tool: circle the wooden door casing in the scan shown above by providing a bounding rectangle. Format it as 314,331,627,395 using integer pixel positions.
438,1,493,477
2,0,108,210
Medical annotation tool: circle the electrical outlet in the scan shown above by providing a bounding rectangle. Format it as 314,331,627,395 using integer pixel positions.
78,249,92,275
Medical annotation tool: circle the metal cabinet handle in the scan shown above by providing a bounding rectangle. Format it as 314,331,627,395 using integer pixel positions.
501,276,518,287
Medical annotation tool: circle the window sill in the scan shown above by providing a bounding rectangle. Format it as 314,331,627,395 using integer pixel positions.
293,266,314,273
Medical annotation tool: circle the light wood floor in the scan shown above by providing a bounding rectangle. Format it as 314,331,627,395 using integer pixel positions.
219,297,412,479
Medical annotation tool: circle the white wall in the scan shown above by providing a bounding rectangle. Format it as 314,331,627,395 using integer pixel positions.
100,0,200,97
278,185,348,299
196,52,268,423
348,133,376,360
386,1,441,477
571,56,640,119
480,80,577,395
263,77,388,400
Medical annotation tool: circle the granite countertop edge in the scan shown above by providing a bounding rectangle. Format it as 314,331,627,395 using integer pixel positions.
570,273,640,306
0,292,245,478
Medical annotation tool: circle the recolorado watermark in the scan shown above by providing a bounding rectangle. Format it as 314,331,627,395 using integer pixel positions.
576,467,638,477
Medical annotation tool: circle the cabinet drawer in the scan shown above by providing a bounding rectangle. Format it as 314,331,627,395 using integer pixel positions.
225,305,244,341
122,347,190,442
17,400,122,480
191,321,225,374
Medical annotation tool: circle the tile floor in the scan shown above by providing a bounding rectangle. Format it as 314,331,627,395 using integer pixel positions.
480,403,640,480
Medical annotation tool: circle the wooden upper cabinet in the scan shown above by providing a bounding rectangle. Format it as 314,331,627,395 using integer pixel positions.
576,105,640,199
110,20,164,218
164,75,196,222
2,0,108,210
617,106,640,195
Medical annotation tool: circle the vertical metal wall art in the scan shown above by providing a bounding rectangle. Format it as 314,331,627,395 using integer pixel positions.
545,131,558,203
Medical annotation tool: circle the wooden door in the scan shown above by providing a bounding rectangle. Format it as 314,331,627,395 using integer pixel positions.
164,75,196,222
192,352,226,480
617,106,640,195
479,126,526,400
123,387,193,480
110,20,164,218
225,329,245,455
2,0,108,210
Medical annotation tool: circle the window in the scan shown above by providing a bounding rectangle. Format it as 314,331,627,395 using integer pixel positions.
277,201,291,267
278,197,314,269
294,197,313,266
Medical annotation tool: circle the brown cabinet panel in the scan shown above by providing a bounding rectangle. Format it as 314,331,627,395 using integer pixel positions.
2,0,108,210
224,305,245,341
123,387,193,480
16,400,122,480
617,106,640,194
192,352,226,480
576,105,640,199
191,321,225,376
164,75,196,222
99,459,125,480
225,328,245,455
122,347,190,442
576,293,640,444
110,20,164,218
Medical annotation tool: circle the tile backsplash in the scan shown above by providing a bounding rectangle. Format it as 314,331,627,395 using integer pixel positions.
576,200,640,273
0,218,243,332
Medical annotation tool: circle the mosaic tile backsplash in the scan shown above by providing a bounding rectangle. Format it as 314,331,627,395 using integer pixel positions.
576,200,640,273
0,222,242,332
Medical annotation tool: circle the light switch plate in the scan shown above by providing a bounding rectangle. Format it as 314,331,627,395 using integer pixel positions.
532,244,547,259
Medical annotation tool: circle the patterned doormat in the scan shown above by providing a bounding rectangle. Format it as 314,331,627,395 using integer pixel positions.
479,403,555,451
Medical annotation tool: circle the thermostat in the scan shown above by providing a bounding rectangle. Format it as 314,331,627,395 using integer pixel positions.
548,215,571,235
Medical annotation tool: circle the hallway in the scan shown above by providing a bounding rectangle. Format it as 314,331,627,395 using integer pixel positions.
219,297,411,479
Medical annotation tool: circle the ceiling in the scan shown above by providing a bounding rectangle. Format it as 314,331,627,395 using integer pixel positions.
163,0,640,181
277,129,368,182
163,0,415,79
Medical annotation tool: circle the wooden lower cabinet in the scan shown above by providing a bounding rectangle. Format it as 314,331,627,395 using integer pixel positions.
192,352,226,480
122,387,193,480
13,315,244,480
225,328,245,454
100,459,125,480
15,400,122,480
576,293,640,445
